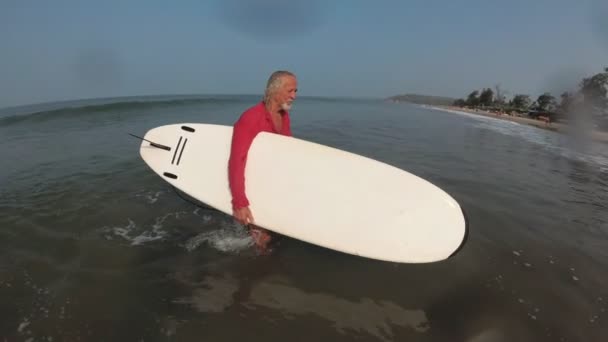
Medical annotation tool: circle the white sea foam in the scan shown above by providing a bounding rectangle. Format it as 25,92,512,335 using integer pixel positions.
473,120,608,171
17,318,30,333
103,212,187,245
428,105,608,171
183,221,252,253
135,189,166,204
427,106,505,124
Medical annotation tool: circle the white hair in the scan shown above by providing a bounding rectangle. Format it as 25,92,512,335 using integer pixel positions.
264,70,296,104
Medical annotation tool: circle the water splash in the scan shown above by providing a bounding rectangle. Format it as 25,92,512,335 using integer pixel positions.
102,212,185,245
183,222,253,253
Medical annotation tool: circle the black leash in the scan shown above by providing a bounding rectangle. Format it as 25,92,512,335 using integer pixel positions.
128,133,172,151
129,132,221,213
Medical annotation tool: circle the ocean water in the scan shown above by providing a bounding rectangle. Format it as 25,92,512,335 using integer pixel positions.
1,95,607,341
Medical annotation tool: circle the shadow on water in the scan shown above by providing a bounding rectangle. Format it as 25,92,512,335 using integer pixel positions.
425,279,544,342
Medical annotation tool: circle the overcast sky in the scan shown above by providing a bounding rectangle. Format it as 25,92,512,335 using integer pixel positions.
1,0,607,108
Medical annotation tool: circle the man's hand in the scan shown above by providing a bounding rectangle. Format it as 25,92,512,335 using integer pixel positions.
233,206,254,225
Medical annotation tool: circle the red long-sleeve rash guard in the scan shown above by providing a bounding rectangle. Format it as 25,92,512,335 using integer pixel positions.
228,101,293,209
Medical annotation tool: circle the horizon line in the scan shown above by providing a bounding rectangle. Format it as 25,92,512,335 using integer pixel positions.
0,92,386,112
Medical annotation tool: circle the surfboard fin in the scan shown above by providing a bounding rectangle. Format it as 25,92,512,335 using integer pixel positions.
128,133,171,151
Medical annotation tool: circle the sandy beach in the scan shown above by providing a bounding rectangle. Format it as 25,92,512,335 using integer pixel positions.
430,105,608,144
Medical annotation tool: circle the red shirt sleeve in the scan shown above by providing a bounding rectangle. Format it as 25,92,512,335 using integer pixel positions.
228,110,259,209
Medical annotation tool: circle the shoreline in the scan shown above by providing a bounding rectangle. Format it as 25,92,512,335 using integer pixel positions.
427,105,608,144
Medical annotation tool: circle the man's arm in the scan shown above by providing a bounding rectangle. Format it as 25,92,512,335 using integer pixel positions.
228,111,258,210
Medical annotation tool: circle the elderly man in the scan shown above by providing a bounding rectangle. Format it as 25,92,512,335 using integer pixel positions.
228,70,298,254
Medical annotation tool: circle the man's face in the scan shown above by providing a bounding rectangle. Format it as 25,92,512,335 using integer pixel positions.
276,76,298,111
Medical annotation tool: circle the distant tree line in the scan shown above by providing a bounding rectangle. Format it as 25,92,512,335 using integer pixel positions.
452,67,608,129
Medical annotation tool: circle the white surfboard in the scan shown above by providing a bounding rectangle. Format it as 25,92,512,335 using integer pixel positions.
137,123,467,263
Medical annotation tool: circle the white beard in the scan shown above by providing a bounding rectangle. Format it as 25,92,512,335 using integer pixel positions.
281,102,292,111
